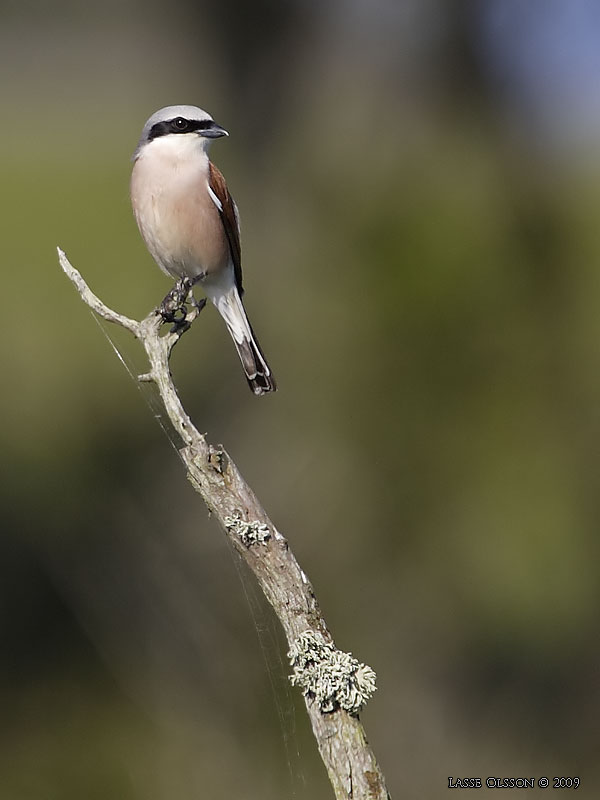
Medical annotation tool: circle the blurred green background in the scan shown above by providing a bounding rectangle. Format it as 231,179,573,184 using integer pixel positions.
3,1,600,797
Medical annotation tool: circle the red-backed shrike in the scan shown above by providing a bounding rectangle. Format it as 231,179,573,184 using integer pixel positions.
130,105,276,395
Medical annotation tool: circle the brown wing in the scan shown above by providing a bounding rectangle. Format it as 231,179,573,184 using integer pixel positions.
208,161,243,295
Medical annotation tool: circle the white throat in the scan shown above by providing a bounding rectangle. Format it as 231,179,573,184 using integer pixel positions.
136,133,210,166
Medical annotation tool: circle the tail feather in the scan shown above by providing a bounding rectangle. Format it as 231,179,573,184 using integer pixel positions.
234,335,277,396
213,287,276,396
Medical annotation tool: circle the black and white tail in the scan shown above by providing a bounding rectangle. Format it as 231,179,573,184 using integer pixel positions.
213,286,276,396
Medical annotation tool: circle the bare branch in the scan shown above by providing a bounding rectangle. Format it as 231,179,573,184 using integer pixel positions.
58,247,141,337
58,248,391,800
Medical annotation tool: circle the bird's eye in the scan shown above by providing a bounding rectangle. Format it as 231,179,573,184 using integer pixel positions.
172,117,189,131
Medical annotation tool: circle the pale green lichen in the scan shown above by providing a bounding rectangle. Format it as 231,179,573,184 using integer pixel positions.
288,630,377,715
224,513,271,546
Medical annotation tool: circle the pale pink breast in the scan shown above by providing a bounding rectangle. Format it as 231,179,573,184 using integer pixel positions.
131,151,230,282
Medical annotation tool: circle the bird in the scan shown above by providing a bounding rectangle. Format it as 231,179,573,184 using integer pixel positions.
130,104,276,395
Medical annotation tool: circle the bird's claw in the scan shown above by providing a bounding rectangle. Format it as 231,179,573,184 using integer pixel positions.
158,279,206,332
159,278,192,321
190,297,207,313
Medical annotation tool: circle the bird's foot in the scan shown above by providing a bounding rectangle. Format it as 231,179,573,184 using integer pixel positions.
190,296,207,314
158,279,207,333
159,278,193,324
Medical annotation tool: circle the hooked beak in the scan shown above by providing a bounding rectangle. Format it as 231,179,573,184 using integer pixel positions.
200,121,229,139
